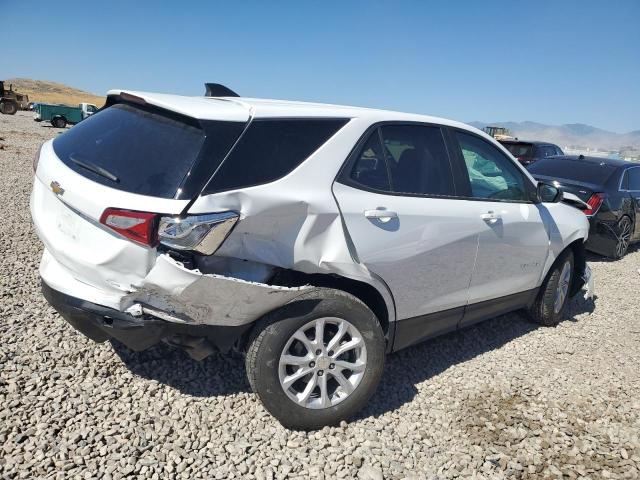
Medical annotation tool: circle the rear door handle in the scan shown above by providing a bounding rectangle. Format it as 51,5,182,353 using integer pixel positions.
364,209,398,223
481,211,501,224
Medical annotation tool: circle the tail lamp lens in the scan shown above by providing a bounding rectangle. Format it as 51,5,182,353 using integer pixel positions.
158,212,239,255
99,208,158,246
583,193,604,216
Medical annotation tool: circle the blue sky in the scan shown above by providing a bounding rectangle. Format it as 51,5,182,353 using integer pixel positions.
3,0,639,132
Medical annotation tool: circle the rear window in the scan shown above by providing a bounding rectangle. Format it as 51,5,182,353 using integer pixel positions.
203,118,348,194
528,158,617,184
53,104,208,198
501,142,533,158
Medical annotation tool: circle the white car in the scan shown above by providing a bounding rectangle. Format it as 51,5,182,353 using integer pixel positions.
31,84,592,429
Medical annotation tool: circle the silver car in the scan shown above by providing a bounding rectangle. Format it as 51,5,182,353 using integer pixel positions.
31,86,591,429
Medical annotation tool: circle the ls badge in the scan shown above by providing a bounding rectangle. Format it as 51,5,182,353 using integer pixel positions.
50,181,65,196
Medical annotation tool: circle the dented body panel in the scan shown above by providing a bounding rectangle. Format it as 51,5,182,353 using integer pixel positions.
31,89,591,358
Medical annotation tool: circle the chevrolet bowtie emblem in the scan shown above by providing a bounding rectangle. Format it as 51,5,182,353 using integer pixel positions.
50,181,65,196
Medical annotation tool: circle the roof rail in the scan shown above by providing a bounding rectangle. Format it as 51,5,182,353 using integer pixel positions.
204,83,240,97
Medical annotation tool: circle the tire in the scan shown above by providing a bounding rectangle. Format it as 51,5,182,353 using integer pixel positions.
610,216,632,259
528,250,574,326
51,116,67,128
245,289,385,430
0,101,17,115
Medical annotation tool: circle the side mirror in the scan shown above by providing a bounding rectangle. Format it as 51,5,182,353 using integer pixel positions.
537,182,563,203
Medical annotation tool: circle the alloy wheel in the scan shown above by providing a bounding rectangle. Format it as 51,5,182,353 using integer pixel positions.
615,217,632,258
278,317,367,409
554,260,572,314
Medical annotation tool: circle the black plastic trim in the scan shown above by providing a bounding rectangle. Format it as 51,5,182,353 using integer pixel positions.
392,288,538,352
41,281,249,355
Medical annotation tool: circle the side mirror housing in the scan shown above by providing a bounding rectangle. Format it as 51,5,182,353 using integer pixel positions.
537,182,563,203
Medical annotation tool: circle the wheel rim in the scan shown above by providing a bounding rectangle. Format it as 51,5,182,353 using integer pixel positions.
615,218,632,258
278,317,367,409
554,261,572,314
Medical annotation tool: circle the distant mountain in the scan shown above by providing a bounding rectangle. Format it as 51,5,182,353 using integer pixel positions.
468,121,640,151
6,78,105,107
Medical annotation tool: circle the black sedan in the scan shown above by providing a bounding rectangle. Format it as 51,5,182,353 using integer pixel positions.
528,155,640,259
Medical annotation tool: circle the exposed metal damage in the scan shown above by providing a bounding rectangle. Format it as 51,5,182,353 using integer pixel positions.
122,254,314,326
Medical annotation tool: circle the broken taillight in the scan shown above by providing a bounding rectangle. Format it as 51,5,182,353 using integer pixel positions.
583,193,605,216
158,212,239,255
99,208,159,247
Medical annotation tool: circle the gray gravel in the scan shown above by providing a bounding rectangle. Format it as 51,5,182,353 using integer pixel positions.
1,111,639,479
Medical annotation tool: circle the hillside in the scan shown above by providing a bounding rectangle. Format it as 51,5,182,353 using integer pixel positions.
6,78,105,107
469,121,640,153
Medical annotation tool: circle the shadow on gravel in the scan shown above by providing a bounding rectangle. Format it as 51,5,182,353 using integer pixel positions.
585,242,639,264
111,341,250,397
110,291,596,415
356,292,596,420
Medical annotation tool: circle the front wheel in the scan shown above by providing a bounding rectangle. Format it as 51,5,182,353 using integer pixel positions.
245,289,385,430
528,250,574,326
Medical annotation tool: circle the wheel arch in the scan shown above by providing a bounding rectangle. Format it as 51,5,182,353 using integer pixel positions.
567,239,587,296
270,269,393,341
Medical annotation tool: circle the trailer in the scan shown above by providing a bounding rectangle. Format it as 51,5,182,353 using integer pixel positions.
35,102,98,128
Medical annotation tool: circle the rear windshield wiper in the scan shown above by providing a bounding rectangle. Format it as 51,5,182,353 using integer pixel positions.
69,155,119,183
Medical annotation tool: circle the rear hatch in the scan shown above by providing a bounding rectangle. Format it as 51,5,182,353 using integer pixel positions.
31,95,249,297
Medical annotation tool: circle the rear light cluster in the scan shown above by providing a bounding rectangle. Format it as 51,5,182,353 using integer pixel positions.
99,208,238,254
583,193,604,216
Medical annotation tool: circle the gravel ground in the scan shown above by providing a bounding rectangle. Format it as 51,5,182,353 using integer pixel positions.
1,111,639,479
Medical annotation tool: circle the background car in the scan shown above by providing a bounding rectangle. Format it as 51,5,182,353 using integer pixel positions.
499,140,564,166
528,155,640,258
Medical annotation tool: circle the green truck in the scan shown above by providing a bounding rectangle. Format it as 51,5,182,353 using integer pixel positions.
34,102,99,128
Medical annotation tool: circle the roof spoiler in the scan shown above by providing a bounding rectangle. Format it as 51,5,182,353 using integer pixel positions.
204,83,239,97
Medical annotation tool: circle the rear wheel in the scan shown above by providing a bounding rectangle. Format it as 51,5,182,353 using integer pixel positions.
245,289,385,430
611,216,632,259
0,101,17,115
528,250,574,326
52,116,67,128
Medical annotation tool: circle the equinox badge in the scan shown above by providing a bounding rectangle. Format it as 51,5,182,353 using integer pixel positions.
50,181,65,196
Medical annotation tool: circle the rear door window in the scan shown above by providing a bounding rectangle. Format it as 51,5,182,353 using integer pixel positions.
53,104,208,198
628,168,640,191
204,119,348,194
349,131,391,192
380,125,455,196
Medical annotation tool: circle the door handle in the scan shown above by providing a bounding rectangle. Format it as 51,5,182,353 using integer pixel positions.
481,211,501,224
364,209,398,223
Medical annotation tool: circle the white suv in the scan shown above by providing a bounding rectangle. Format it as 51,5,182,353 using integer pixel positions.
31,85,591,429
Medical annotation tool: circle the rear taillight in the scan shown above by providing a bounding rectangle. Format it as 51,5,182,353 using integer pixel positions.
100,208,159,247
583,193,605,216
158,212,239,255
33,142,43,172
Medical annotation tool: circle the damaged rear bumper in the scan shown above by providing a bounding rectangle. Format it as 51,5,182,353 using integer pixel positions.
42,280,252,358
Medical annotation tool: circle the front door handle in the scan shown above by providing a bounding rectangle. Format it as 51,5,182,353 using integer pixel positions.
364,209,398,223
481,211,501,224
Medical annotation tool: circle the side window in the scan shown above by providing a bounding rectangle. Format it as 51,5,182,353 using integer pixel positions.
349,131,391,191
628,168,640,191
541,146,556,158
379,125,455,196
205,119,348,193
554,145,564,156
621,170,629,190
455,131,529,201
